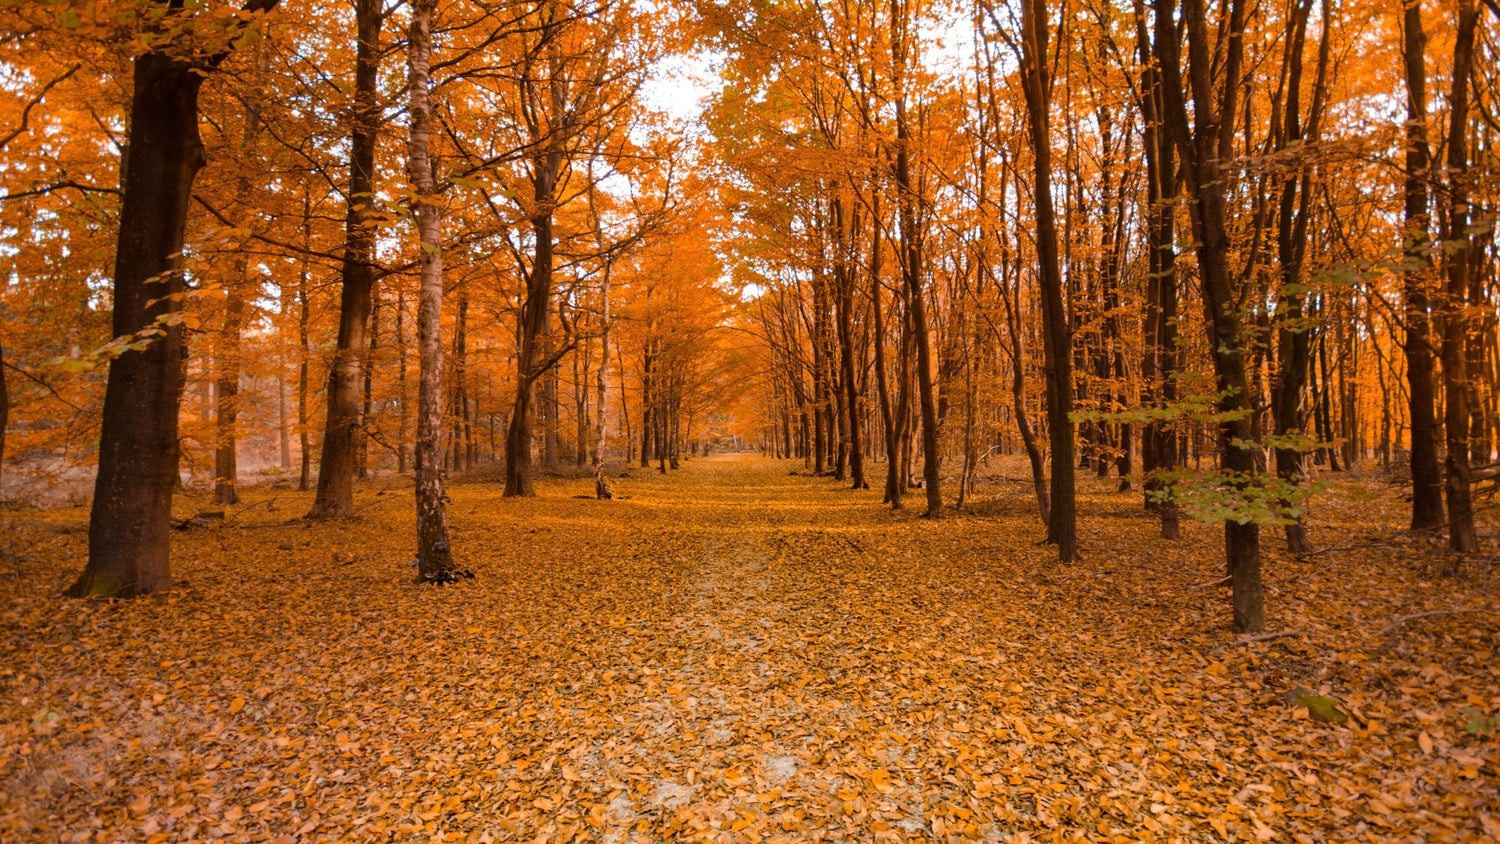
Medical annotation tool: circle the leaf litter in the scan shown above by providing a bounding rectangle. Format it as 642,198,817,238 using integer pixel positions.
1,456,1497,841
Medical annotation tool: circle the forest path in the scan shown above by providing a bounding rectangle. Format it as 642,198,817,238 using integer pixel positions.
3,455,1498,840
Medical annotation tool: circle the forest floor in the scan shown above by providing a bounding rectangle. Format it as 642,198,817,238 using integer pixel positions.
2,455,1498,842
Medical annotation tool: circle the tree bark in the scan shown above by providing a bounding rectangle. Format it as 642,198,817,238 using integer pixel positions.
1020,0,1076,559
833,197,868,490
407,0,459,582
1156,0,1264,632
1269,0,1329,554
589,178,614,499
869,199,902,508
504,22,568,497
297,190,313,491
1400,0,1445,531
1132,0,1180,539
69,0,281,598
1440,0,1480,553
309,0,382,519
212,56,266,507
397,290,410,474
0,340,8,491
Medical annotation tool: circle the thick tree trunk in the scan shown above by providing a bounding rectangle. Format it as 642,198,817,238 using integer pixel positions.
1020,0,1076,559
407,0,459,582
69,0,280,598
504,176,557,496
309,0,382,519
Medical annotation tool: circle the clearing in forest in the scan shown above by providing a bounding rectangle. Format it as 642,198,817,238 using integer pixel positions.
2,456,1498,841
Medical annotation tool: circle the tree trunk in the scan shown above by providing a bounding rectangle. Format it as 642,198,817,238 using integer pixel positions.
1269,0,1328,555
407,0,460,582
834,199,867,490
589,179,614,500
396,290,409,474
869,200,902,507
1132,0,1180,539
69,0,281,598
639,342,654,468
359,294,380,479
504,30,567,497
1440,0,1479,553
213,84,265,506
0,340,8,492
297,208,312,492
309,0,382,519
1020,0,1076,559
1157,0,1263,632
1401,0,1445,531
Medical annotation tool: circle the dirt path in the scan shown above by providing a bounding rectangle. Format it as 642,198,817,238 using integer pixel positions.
2,455,1497,841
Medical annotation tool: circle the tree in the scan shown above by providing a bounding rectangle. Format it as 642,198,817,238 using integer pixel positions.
889,0,941,518
308,0,384,519
1268,0,1331,554
67,0,281,598
1016,0,1077,561
1400,0,1444,534
406,0,462,582
1154,0,1264,632
499,0,642,497
1439,0,1481,553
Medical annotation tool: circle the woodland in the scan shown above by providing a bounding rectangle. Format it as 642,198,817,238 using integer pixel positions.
0,0,1498,840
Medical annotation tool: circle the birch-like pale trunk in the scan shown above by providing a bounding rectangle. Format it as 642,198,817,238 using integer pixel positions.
593,260,613,499
407,0,460,582
589,178,614,499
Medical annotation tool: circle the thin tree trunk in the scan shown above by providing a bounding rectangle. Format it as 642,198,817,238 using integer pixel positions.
0,340,8,492
297,202,312,491
359,294,380,479
1270,0,1328,554
869,200,902,507
589,178,614,499
213,82,264,506
396,290,409,474
1157,0,1263,631
1132,0,1180,538
1020,0,1076,559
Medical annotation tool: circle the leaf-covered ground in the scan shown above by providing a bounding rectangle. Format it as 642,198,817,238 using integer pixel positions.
2,456,1498,842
